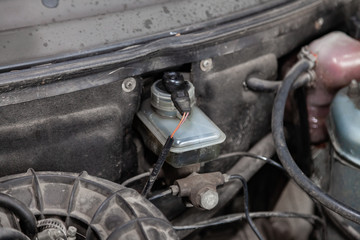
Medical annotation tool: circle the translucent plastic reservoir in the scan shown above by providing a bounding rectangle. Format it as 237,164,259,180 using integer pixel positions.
136,80,226,168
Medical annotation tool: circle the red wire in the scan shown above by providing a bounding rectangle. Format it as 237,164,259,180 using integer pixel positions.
170,112,188,138
181,112,189,127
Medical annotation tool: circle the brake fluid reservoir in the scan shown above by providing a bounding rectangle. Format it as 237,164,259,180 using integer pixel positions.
136,79,226,168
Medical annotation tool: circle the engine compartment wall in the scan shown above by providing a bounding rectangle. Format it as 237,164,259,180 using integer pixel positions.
0,76,141,182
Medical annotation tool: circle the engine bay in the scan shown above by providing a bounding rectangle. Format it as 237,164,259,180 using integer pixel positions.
1,0,360,239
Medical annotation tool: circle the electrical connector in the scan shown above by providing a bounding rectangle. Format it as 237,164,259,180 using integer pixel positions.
162,72,191,115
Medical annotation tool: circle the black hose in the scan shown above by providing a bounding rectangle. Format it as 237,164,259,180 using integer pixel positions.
0,193,37,239
246,77,281,92
272,59,360,224
0,228,30,240
246,72,311,92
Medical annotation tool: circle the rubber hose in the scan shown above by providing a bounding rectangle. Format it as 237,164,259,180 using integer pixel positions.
272,59,360,224
246,77,281,92
0,193,37,239
246,72,311,92
0,228,30,240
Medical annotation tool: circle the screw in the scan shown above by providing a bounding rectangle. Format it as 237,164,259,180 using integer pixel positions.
199,189,219,210
122,78,137,92
348,79,359,97
200,59,213,72
67,226,77,237
315,18,324,30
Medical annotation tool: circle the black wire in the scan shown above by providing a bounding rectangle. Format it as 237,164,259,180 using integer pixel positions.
142,136,174,197
216,152,325,239
146,152,285,201
314,203,328,240
0,193,37,239
173,211,324,230
216,151,285,172
272,58,360,224
148,189,173,201
122,172,150,186
229,174,264,240
148,151,282,202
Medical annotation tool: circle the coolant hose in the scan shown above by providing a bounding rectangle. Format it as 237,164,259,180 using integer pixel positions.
272,59,360,224
0,193,37,239
0,228,30,240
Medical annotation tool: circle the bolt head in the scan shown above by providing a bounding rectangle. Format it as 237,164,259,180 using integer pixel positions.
122,78,137,92
67,226,77,237
200,59,213,72
200,189,219,210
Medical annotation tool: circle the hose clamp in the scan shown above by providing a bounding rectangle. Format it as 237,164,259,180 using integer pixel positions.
298,46,317,69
